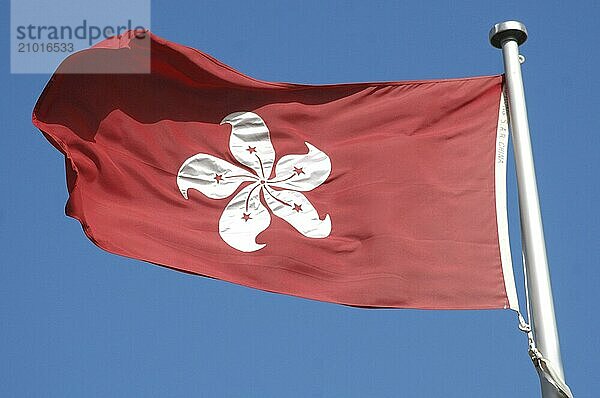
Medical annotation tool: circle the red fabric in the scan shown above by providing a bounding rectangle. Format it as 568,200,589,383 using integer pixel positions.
33,32,510,309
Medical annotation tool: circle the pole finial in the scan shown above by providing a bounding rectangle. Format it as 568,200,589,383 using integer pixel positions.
489,21,528,48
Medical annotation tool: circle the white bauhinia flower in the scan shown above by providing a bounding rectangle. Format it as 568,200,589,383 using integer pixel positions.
177,111,332,252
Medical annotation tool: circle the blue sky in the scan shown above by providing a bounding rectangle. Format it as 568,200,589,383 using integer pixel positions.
1,1,598,397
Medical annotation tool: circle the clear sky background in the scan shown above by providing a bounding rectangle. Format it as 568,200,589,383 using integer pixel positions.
1,1,598,397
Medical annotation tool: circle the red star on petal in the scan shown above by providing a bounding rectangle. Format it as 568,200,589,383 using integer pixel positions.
293,166,305,176
214,174,223,183
246,146,257,154
292,203,302,212
241,213,252,222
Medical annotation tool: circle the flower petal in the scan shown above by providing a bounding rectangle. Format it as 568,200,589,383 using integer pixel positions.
263,187,331,238
221,112,276,179
219,183,271,252
178,153,256,199
269,142,331,192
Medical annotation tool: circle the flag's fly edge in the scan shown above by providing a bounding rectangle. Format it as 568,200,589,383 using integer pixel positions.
495,89,519,310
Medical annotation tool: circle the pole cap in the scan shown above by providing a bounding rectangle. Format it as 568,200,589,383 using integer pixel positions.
489,21,528,48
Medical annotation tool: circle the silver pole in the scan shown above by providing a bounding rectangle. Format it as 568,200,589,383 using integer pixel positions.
489,21,567,398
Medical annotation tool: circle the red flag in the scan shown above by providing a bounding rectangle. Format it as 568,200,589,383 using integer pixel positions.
33,32,517,310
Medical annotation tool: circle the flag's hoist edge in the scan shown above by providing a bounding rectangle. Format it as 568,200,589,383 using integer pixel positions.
495,90,519,311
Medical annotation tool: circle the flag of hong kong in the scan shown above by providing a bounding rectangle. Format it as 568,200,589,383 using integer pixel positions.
33,32,518,310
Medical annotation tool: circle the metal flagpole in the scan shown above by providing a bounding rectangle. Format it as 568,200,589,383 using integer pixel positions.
489,21,570,398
